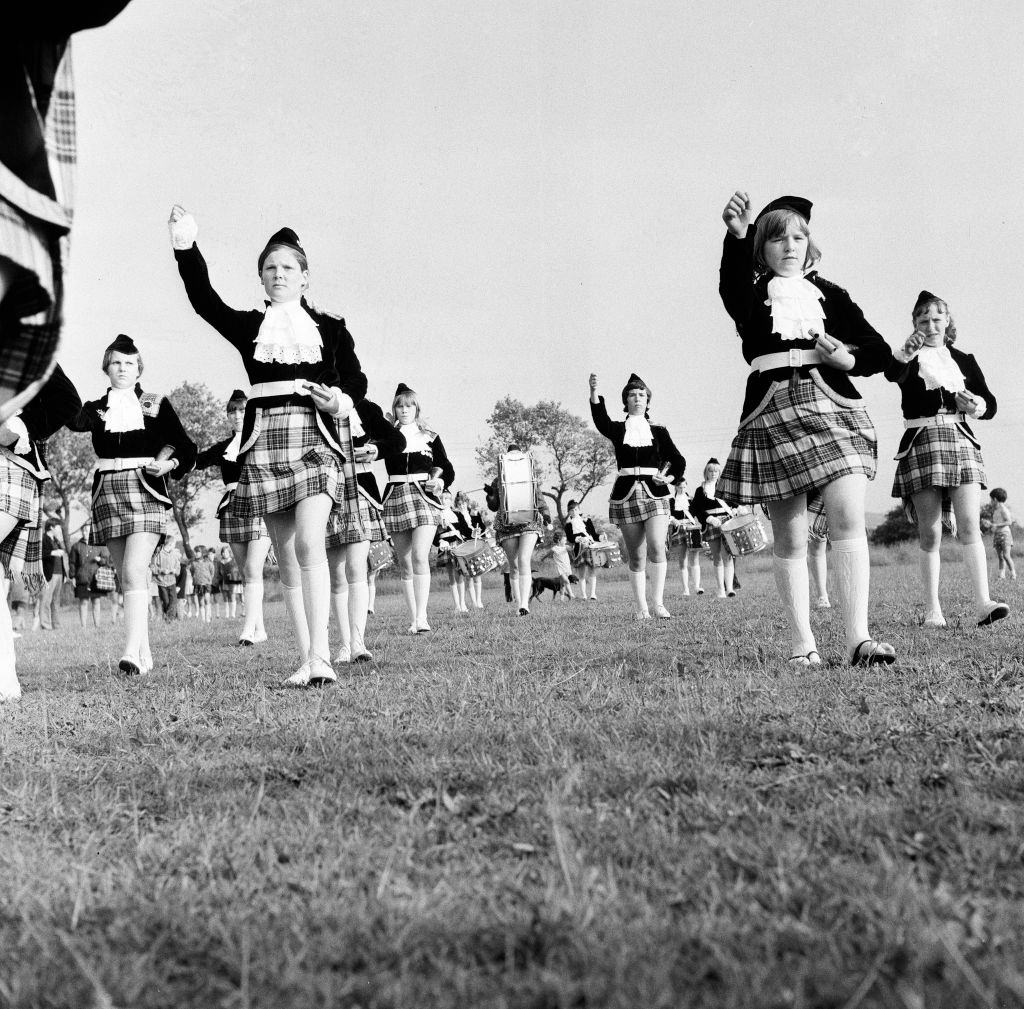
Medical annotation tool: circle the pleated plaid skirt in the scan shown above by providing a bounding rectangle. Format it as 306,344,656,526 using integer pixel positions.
326,490,387,548
90,470,169,544
0,452,41,524
218,490,269,544
0,455,42,581
892,424,986,499
383,482,442,534
233,405,342,519
719,376,877,505
609,483,671,526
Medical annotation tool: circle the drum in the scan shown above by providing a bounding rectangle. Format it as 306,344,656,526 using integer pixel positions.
498,450,538,525
367,541,395,572
585,542,621,568
721,513,768,556
452,539,499,577
674,520,702,549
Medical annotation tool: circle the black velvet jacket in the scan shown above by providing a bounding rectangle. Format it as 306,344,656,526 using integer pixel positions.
1,364,81,479
69,385,197,504
173,243,367,457
381,429,455,507
884,345,996,457
195,435,242,516
719,231,894,422
349,399,406,507
590,397,686,501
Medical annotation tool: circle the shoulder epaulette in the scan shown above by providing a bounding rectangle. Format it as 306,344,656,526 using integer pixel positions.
139,392,164,418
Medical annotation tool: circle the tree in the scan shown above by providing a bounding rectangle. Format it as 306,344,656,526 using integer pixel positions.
165,382,230,556
42,427,96,548
475,397,616,525
869,505,918,546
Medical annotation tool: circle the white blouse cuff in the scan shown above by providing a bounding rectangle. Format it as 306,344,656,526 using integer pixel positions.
331,390,354,418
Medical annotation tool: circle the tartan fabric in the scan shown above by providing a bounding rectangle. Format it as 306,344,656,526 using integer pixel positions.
494,515,546,540
719,377,877,505
383,481,441,534
219,491,269,544
232,405,342,519
0,450,42,523
609,483,671,526
892,424,986,499
90,470,169,544
326,491,387,548
0,518,43,588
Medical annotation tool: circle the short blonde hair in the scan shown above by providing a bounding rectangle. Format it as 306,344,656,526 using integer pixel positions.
753,209,821,274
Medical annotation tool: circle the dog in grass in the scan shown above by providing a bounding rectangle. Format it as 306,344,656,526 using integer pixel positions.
530,573,572,602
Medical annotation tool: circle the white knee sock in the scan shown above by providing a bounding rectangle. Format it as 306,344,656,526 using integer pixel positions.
449,581,461,609
962,539,994,614
0,586,21,700
367,578,377,612
123,589,149,661
282,582,311,658
650,560,667,608
401,577,416,623
300,561,331,661
413,572,431,623
348,579,369,653
773,554,816,656
680,564,690,594
918,548,942,618
830,537,871,652
518,571,532,611
331,581,351,652
242,582,265,637
629,569,649,616
715,562,726,597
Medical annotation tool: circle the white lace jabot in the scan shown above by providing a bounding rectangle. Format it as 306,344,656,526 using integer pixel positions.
254,301,322,365
222,429,243,462
105,388,145,433
622,416,653,447
400,423,430,455
915,345,966,393
765,276,826,341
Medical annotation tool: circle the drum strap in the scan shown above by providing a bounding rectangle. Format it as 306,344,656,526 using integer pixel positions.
904,412,966,429
617,467,659,476
95,456,154,472
388,473,429,483
749,348,824,373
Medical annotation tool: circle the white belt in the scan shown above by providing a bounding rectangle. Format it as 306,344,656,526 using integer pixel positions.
749,348,824,373
354,462,374,475
388,473,429,484
96,456,153,472
617,467,659,476
249,380,310,398
904,413,965,429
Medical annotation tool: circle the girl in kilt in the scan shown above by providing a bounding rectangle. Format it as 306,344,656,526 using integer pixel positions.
669,480,704,597
326,397,404,663
690,458,736,599
885,291,1008,628
194,389,271,646
565,498,599,601
484,445,550,616
0,364,81,699
719,191,895,666
434,490,472,613
382,383,454,633
455,491,487,609
590,373,685,619
69,336,195,676
169,207,367,686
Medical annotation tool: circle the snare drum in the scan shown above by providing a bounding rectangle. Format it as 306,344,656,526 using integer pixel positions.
721,513,768,556
585,542,621,568
367,541,395,572
678,520,702,550
452,539,499,577
498,450,538,526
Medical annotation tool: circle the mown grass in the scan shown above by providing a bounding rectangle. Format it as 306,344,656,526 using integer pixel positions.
2,553,1023,1008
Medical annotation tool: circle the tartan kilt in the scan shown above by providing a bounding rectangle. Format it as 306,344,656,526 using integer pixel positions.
495,515,546,541
0,451,42,523
383,482,441,534
718,376,877,505
326,490,387,548
232,405,342,519
90,470,169,544
218,490,269,544
609,483,671,526
892,424,986,499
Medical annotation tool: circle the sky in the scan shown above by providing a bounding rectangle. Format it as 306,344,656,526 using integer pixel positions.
58,1,1024,541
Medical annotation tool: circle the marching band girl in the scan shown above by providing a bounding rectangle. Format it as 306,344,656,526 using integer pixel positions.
589,373,685,619
194,389,272,645
382,383,454,633
886,290,1008,628
565,498,599,601
435,490,473,613
669,479,703,596
719,191,894,666
69,336,195,675
690,458,735,599
455,491,487,609
485,444,550,616
169,206,367,686
327,397,404,662
0,365,81,699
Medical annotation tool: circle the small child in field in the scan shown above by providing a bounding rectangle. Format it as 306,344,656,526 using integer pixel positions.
536,530,574,600
190,546,215,623
990,488,1016,580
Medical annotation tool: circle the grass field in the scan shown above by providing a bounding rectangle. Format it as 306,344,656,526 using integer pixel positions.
2,550,1023,1009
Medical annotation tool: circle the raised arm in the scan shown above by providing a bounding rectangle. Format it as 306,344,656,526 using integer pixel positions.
719,190,756,327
